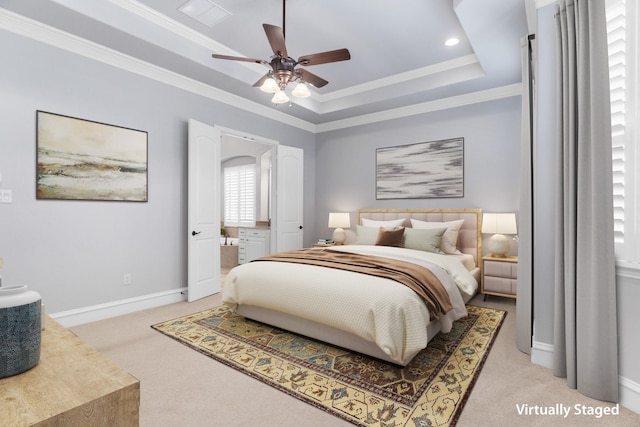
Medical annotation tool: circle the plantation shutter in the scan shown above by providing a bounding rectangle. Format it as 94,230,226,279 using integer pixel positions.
606,0,626,244
224,165,256,227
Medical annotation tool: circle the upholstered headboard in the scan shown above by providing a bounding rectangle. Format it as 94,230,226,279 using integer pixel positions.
357,208,482,268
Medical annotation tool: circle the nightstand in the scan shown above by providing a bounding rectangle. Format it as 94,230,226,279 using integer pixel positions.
482,255,518,300
311,243,336,248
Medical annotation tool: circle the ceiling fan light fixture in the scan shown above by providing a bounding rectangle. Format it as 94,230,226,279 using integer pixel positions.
291,82,311,98
260,77,279,93
271,90,290,104
211,0,350,104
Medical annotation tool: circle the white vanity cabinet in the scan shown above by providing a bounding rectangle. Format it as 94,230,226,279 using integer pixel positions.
238,228,271,264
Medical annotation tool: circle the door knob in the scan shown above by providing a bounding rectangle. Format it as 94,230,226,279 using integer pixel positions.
299,225,303,229
192,230,201,236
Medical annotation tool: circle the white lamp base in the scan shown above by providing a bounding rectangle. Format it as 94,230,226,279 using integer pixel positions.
332,228,346,245
488,233,510,257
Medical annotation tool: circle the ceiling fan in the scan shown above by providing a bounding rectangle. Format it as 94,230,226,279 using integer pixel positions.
211,0,351,104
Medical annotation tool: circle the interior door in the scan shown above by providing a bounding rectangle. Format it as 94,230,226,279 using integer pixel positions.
275,145,304,251
187,119,220,302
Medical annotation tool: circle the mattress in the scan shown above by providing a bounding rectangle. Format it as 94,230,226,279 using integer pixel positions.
222,245,477,365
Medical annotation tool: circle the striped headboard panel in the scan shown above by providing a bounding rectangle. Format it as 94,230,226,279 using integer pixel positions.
357,208,482,268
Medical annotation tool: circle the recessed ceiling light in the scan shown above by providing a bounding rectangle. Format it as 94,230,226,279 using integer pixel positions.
445,37,460,47
179,0,231,28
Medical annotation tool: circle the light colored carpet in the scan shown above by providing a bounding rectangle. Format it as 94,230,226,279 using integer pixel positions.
71,293,640,426
151,304,505,426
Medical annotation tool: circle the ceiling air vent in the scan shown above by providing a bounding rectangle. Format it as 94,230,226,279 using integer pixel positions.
178,0,231,28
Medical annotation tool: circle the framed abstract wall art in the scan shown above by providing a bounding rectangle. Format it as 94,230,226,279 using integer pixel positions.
36,111,148,201
376,137,464,199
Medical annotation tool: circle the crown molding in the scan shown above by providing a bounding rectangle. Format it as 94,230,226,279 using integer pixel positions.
535,0,557,8
0,7,315,133
320,54,481,102
316,83,522,133
108,0,484,106
1,7,522,135
110,0,267,75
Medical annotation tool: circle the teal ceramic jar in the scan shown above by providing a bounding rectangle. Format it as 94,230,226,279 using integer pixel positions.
0,285,42,378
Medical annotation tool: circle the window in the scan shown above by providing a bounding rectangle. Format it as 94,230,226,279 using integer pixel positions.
607,0,639,265
224,164,256,227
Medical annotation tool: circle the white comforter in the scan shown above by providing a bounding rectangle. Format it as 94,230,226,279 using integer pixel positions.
222,245,476,365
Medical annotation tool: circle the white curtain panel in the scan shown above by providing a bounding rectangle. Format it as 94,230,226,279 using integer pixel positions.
553,0,618,402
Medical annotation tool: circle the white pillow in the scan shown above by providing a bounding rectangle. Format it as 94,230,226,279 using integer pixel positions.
410,218,465,255
361,218,406,228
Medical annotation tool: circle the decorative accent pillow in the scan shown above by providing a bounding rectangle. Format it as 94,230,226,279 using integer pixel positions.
361,218,406,228
410,218,465,254
354,225,382,245
403,227,446,254
375,227,405,247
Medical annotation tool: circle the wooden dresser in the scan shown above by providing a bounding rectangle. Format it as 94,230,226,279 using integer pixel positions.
0,316,140,426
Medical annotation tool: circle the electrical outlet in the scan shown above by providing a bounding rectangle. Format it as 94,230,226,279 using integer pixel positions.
123,273,132,286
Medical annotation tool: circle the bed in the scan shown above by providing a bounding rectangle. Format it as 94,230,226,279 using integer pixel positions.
222,208,482,366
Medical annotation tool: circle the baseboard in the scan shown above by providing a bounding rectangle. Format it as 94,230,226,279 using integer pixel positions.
531,339,640,415
50,288,188,327
531,339,554,369
620,376,640,415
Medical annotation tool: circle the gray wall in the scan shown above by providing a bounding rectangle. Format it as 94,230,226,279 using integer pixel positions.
315,97,522,243
0,30,316,313
617,271,640,390
532,3,557,350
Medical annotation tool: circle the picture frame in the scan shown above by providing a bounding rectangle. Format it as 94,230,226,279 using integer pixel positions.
376,137,464,199
36,111,148,201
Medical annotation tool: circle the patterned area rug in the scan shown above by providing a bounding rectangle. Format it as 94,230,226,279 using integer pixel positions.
152,304,505,427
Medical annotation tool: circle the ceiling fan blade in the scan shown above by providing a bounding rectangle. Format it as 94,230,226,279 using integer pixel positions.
212,54,268,65
263,24,288,57
297,48,351,66
252,73,271,88
299,69,328,88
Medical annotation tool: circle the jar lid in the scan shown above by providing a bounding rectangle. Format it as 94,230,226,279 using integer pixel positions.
0,285,29,295
0,285,41,309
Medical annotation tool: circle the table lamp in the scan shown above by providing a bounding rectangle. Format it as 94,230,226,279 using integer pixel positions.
482,213,517,257
328,212,351,245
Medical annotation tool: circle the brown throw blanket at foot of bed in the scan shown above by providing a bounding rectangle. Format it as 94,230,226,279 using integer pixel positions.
253,248,453,320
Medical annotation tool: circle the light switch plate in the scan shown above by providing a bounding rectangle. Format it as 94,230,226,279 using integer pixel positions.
0,189,13,203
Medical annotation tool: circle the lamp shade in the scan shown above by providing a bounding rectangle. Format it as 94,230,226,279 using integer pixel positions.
292,82,311,98
328,212,351,229
482,213,517,234
260,77,279,93
271,90,290,104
